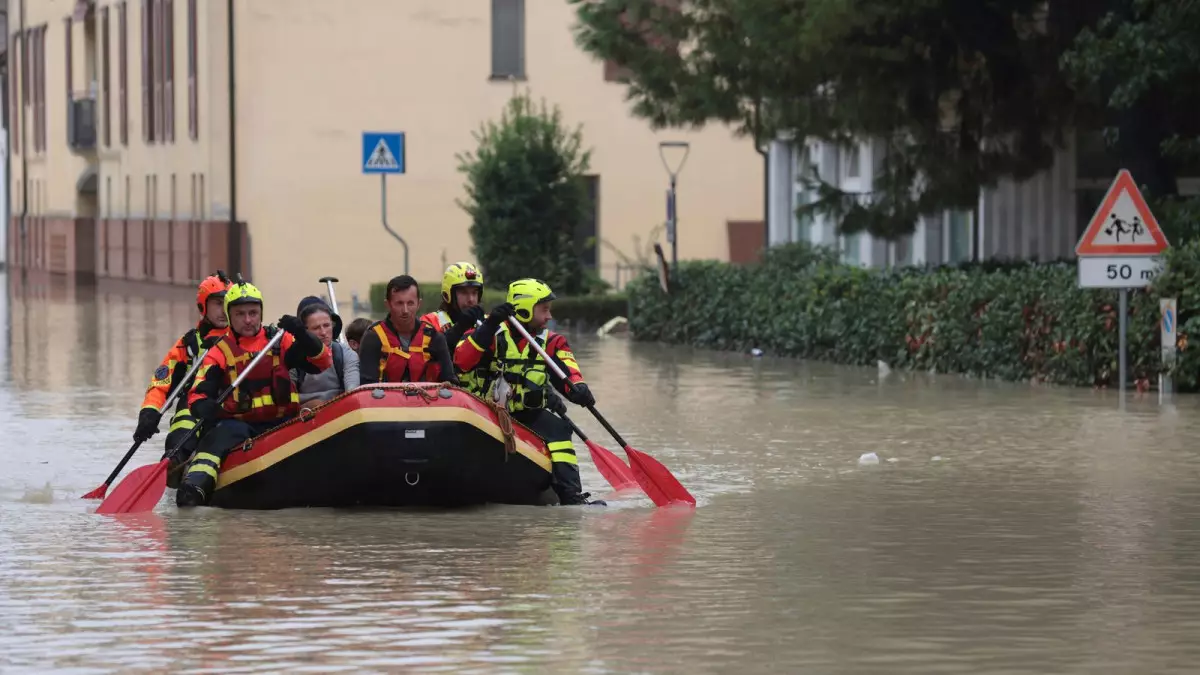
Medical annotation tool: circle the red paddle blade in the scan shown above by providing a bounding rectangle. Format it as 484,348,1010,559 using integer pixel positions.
95,461,169,515
584,439,638,492
81,483,108,500
624,446,696,507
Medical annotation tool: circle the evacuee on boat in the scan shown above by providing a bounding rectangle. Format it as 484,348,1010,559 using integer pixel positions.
176,280,333,507
344,318,373,355
292,296,360,405
421,262,489,395
454,278,600,505
134,272,232,488
358,275,458,386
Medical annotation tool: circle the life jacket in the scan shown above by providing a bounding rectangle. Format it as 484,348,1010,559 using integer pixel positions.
492,324,552,413
213,326,300,423
373,319,441,383
166,324,226,433
419,310,452,331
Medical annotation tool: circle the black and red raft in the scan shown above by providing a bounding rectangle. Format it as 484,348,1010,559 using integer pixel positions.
208,383,557,509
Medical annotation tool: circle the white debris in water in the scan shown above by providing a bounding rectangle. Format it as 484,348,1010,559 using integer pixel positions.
887,457,899,463
931,456,943,462
858,452,880,466
750,348,764,357
878,360,891,377
19,482,55,504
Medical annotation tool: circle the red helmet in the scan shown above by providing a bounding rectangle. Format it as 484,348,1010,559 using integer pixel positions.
196,272,232,314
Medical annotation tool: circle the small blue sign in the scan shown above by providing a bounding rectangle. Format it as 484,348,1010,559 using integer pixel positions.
362,132,406,174
1164,308,1174,335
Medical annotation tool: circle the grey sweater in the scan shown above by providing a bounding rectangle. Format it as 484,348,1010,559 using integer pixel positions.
292,342,360,406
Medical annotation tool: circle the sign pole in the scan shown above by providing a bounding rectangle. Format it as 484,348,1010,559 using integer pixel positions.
1160,297,1177,401
380,174,409,275
1118,289,1128,393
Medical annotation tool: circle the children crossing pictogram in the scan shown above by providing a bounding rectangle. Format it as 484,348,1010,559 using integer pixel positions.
1076,169,1169,256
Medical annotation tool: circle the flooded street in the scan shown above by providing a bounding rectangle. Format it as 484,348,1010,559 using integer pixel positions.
4,272,1200,673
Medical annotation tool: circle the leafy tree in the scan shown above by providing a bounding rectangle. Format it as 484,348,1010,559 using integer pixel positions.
569,0,1109,240
457,92,594,295
1062,0,1200,200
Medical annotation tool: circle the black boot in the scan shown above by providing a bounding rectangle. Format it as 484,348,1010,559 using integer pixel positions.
176,483,206,507
552,462,606,506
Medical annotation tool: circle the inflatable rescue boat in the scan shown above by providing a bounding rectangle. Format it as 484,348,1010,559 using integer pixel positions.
207,383,556,509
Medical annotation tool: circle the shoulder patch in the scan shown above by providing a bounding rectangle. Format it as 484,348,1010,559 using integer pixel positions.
154,365,170,380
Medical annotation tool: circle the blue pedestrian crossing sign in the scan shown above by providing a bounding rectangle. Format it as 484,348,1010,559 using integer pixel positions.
362,132,406,174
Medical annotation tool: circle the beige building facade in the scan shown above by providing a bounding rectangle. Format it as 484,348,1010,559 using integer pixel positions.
7,0,762,307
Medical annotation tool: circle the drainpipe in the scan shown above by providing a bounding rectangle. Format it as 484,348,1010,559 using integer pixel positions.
226,0,240,275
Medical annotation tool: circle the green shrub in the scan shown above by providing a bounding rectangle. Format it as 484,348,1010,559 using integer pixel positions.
456,91,594,295
368,282,627,330
628,240,1200,390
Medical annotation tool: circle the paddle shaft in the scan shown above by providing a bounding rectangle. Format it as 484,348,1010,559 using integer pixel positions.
318,276,349,346
164,328,287,461
100,347,212,488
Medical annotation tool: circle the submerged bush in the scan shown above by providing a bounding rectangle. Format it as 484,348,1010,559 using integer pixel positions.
628,240,1200,390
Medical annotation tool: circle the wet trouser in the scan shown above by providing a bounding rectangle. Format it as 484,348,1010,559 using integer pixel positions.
178,418,280,505
162,408,200,489
513,408,583,503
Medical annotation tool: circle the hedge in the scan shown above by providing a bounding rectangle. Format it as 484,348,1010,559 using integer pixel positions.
368,282,628,329
626,241,1200,390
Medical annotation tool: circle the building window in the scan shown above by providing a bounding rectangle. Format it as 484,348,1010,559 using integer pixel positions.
142,0,155,143
578,175,599,269
163,0,174,142
490,0,525,80
65,17,73,135
844,144,860,179
843,232,861,265
118,2,128,145
36,26,46,153
11,32,19,156
187,0,197,139
102,7,111,147
947,210,972,263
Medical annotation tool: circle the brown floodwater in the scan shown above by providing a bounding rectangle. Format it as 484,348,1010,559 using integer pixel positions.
3,272,1200,673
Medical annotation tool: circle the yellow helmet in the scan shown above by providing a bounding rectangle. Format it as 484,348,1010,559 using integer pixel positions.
224,280,264,316
441,261,484,305
507,278,556,323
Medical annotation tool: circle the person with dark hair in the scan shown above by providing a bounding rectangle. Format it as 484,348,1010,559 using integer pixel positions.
357,275,457,386
344,318,373,354
292,296,360,405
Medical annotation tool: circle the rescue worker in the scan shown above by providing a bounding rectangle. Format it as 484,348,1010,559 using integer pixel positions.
176,280,332,507
134,272,232,488
358,275,458,385
420,262,489,394
454,278,601,506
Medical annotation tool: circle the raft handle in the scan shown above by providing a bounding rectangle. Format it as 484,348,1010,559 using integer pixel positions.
404,472,420,486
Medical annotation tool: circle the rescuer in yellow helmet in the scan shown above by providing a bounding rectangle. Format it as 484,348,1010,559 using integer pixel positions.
454,278,602,506
176,279,333,507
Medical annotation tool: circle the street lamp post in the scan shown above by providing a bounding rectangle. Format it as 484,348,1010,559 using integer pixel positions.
659,141,691,272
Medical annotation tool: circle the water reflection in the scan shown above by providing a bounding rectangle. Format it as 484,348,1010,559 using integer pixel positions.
6,271,1200,673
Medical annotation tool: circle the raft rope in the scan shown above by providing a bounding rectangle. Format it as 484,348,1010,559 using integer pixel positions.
486,398,518,460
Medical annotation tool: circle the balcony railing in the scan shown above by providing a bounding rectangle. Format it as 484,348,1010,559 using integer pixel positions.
68,93,97,151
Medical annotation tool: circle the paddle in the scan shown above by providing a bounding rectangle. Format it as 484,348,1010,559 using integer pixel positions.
506,317,696,507
551,397,639,493
318,275,350,346
82,347,213,500
96,327,287,515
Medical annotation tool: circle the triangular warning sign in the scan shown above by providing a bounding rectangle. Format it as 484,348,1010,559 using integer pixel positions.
364,139,400,170
1075,169,1170,256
